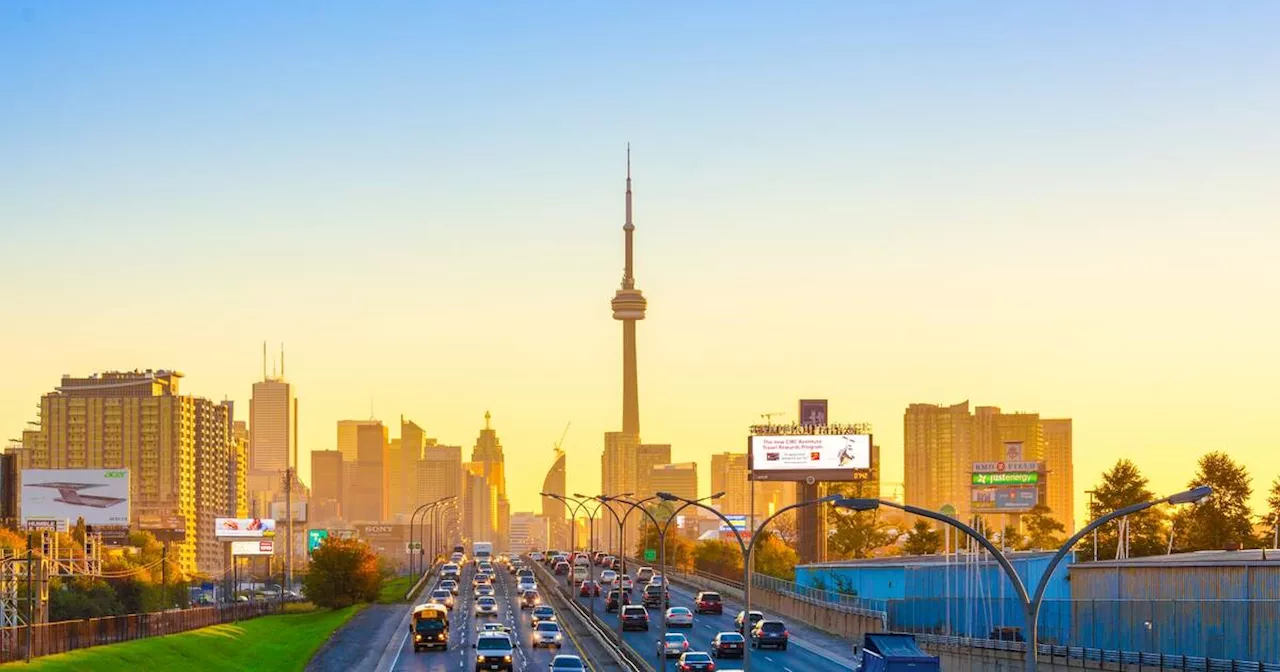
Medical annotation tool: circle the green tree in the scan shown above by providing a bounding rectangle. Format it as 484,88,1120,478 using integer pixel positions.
1265,476,1280,540
999,524,1025,551
1022,505,1067,550
1172,451,1256,551
632,525,695,572
303,537,383,608
826,508,892,560
693,540,743,579
902,520,942,555
1088,459,1168,559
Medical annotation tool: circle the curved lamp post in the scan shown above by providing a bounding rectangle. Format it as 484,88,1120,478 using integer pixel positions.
420,497,456,573
834,484,1211,672
541,492,592,552
596,495,659,640
657,491,842,672
409,497,448,576
573,492,625,617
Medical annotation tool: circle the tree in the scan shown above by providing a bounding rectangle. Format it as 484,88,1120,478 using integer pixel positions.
303,537,382,608
902,520,942,556
1172,451,1256,551
826,507,892,560
769,512,798,546
1087,459,1168,559
751,531,798,581
632,525,695,572
1265,476,1280,541
693,540,743,579
1022,505,1067,550
999,524,1025,551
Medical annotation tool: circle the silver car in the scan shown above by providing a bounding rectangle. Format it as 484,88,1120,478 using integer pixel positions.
532,621,563,648
475,596,499,617
658,633,689,658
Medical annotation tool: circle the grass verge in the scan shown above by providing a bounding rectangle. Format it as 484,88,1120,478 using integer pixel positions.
377,574,415,603
2,604,364,672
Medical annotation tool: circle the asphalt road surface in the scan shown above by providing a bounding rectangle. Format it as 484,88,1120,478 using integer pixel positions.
568,572,851,672
390,562,586,672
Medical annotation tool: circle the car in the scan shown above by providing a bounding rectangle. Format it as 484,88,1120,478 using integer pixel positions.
734,610,764,633
474,632,515,671
441,579,460,595
695,591,723,615
620,605,649,631
509,562,520,575
751,620,788,650
531,605,557,625
475,596,499,616
478,623,511,635
517,568,534,578
665,606,694,627
530,551,545,562
676,651,716,672
442,563,461,578
429,589,454,610
518,578,537,593
571,565,590,584
549,654,585,672
451,552,464,563
476,584,496,598
620,575,634,590
473,574,492,588
592,551,606,565
649,574,666,587
521,590,541,610
599,569,618,586
710,632,744,658
636,567,655,584
578,580,601,597
658,633,690,658
532,621,563,648
605,589,631,612
554,561,570,575
478,562,494,574
643,583,670,608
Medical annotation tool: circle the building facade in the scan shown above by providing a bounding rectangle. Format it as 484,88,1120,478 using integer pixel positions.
310,449,344,523
469,412,509,551
710,452,750,517
540,450,569,551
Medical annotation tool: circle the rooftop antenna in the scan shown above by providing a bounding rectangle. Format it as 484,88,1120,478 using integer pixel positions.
280,343,285,378
262,341,267,380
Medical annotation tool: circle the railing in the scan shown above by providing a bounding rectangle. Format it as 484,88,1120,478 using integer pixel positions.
0,602,279,663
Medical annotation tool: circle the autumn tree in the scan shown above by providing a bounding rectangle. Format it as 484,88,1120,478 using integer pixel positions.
632,525,695,572
751,530,799,581
1022,505,1067,550
827,507,892,560
902,520,942,556
1172,452,1256,551
304,537,382,608
693,540,743,579
1087,459,1168,559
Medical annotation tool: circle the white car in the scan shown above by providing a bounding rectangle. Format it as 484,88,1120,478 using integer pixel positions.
440,579,460,595
518,578,537,593
475,596,499,616
620,575,634,590
599,570,618,586
530,551,545,562
658,633,689,658
532,621,563,648
476,584,496,598
665,607,694,628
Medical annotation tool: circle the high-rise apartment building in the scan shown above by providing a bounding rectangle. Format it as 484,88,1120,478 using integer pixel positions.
418,444,462,507
14,370,238,574
230,420,250,518
540,450,569,550
193,399,233,574
710,453,750,516
904,401,1074,531
311,449,344,522
470,412,509,552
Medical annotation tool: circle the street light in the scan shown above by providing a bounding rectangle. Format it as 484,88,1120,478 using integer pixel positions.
657,490,840,672
639,492,722,672
574,492,625,617
420,497,456,574
409,497,448,577
595,495,659,641
834,483,1212,672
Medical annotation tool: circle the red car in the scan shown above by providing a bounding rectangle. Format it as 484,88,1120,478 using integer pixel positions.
695,591,723,615
579,580,601,597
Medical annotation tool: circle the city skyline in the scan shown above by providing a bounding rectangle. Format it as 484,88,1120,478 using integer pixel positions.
3,3,1279,526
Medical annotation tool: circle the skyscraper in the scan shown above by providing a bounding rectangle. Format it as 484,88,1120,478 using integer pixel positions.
470,412,509,551
194,399,233,574
1041,419,1075,532
249,346,297,509
540,449,568,550
710,453,750,516
418,444,462,507
636,444,671,499
398,418,426,516
230,420,250,518
343,420,388,522
650,463,698,502
613,146,646,437
311,449,344,522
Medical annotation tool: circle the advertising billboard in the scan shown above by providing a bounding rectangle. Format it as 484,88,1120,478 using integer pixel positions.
719,514,748,533
270,501,307,522
748,434,872,481
971,486,1039,511
20,469,130,526
357,524,405,541
972,472,1039,486
307,529,329,553
971,460,1043,473
230,540,275,556
214,518,276,538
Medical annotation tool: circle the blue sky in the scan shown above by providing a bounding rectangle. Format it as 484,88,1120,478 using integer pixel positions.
2,2,1278,516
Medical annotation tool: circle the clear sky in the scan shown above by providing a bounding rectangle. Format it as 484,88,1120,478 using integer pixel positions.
3,2,1278,524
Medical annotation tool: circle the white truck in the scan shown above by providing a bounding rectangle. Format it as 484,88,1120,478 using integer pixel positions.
472,541,493,566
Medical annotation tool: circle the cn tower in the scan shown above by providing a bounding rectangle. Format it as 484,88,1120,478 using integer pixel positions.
611,145,647,436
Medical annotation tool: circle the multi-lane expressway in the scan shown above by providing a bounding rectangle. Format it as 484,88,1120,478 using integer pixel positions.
388,562,586,672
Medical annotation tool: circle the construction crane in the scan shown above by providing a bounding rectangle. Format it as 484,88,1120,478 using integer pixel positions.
553,422,571,454
759,412,786,424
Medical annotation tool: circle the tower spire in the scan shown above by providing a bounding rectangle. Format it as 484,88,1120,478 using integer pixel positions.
484,410,491,430
622,143,635,290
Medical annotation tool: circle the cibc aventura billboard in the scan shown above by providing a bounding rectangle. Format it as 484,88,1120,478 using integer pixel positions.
21,469,130,526
748,434,872,482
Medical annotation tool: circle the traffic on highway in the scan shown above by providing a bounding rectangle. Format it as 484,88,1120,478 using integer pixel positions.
390,552,588,672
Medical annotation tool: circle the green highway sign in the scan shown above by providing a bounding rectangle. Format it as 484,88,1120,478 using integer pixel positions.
644,548,657,562
972,472,1039,485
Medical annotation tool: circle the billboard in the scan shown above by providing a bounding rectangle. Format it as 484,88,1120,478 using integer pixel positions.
972,472,1039,486
307,529,329,553
21,469,130,526
230,540,275,556
719,514,748,533
971,486,1039,511
270,501,307,522
798,399,828,427
971,461,1043,473
748,434,872,481
357,524,405,541
214,518,276,538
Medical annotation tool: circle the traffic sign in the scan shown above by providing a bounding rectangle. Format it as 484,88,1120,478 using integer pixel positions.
644,548,656,562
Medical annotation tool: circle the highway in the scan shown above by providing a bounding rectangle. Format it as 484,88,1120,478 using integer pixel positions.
563,570,851,672
389,562,585,672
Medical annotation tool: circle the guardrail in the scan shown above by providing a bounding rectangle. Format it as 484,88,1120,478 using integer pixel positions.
526,556,650,672
405,562,438,601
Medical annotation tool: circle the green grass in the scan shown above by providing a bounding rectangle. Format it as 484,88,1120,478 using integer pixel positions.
3,604,365,672
377,574,416,603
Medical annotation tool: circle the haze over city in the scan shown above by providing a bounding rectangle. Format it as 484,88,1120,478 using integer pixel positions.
4,1,1278,525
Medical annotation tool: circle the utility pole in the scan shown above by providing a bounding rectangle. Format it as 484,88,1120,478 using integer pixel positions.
161,541,169,610
25,532,33,664
285,466,294,593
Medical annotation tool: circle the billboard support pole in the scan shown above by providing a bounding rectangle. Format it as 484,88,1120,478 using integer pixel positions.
25,533,33,664
161,541,168,610
285,467,293,594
